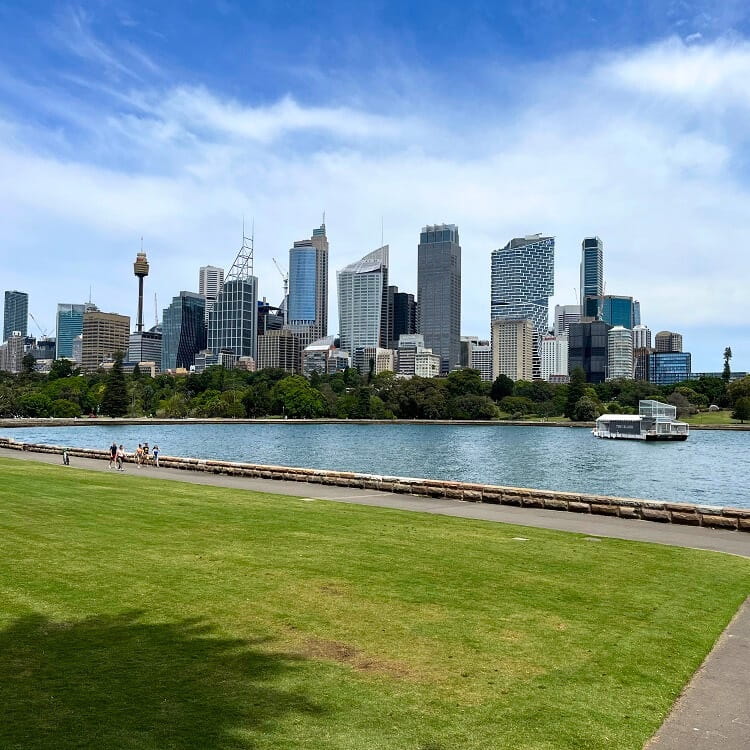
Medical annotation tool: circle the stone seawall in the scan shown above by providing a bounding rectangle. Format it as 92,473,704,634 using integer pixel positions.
2,436,748,532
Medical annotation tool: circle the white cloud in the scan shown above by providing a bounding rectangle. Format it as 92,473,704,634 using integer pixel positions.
1,37,750,368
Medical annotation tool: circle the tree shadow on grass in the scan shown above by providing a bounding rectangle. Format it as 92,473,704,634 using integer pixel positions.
0,611,324,749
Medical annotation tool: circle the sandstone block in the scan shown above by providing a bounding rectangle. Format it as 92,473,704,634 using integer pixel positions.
618,506,640,518
590,504,619,516
642,507,670,522
568,502,591,513
670,511,701,526
701,514,738,530
543,498,568,511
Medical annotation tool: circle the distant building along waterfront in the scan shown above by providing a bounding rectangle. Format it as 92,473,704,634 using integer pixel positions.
655,331,683,353
554,304,580,336
492,318,534,381
540,334,568,381
418,224,461,374
3,291,28,342
607,326,634,380
81,310,130,372
199,266,225,323
580,236,604,318
162,292,206,371
568,320,612,383
470,340,492,381
650,351,691,385
257,329,300,374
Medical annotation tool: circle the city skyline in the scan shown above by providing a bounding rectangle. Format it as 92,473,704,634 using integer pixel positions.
1,3,750,370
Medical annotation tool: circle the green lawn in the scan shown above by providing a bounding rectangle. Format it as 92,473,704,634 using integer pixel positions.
685,409,742,425
1,457,748,750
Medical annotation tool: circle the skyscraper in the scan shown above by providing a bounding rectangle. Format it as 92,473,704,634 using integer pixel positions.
491,234,554,379
418,224,461,374
632,324,652,350
56,303,92,359
599,295,636,329
81,311,130,372
161,292,206,371
208,232,258,362
3,291,28,342
568,320,612,383
580,236,604,318
337,245,389,357
554,304,580,337
654,331,683,353
607,326,634,380
491,318,534,382
199,266,225,323
287,223,328,339
387,286,417,349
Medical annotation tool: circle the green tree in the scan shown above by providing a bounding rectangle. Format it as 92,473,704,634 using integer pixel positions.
499,396,534,416
131,362,142,380
48,358,76,380
21,354,36,375
490,374,514,402
19,392,53,417
565,367,586,419
350,386,372,419
449,394,499,420
573,396,599,422
100,353,128,417
271,376,325,418
732,397,750,423
446,368,485,398
727,375,750,406
723,346,732,383
51,398,82,418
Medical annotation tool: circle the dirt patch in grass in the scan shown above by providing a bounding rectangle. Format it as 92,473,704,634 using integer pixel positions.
300,636,417,680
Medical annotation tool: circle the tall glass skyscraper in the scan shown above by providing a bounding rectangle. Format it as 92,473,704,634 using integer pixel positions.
417,224,461,374
580,236,604,317
600,295,636,329
56,303,88,359
161,292,206,371
491,234,555,378
208,278,258,360
337,246,389,356
287,223,328,339
3,291,28,342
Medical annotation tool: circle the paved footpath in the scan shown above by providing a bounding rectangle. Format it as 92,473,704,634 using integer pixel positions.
2,447,749,749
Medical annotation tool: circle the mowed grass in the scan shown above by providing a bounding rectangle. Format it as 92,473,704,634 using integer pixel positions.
685,409,742,425
0,458,748,750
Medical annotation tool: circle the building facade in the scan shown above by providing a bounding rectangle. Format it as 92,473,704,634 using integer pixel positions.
128,329,163,369
469,340,493,382
418,224,461,374
654,331,683,353
554,304,580,337
607,326,634,380
3,291,28,342
257,329,300,373
491,318,534,382
208,277,258,361
540,334,569,381
633,347,653,381
302,336,350,376
649,352,691,385
599,295,636,329
81,311,130,372
199,266,225,323
580,236,604,317
632,324,651,350
352,346,395,376
337,246,389,357
387,286,417,349
0,331,24,373
568,320,612,383
286,223,329,340
56,303,92,359
161,292,206,371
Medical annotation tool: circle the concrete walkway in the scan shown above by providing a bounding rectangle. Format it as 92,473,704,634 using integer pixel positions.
2,447,749,749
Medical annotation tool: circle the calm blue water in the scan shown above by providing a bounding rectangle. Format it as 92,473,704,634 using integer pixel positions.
3,423,749,508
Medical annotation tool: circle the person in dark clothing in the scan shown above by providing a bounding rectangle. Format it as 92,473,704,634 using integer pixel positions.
109,442,117,469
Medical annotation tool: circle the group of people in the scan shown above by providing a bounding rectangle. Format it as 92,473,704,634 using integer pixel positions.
108,441,161,471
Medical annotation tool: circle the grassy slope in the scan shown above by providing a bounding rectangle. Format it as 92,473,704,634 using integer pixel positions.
685,410,740,425
0,457,748,750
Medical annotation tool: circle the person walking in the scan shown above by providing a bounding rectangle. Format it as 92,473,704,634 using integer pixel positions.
135,443,143,468
62,449,70,466
116,444,126,471
109,441,117,469
143,442,150,465
152,444,159,468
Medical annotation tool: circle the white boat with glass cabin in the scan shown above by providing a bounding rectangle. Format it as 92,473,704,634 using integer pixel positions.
593,400,689,441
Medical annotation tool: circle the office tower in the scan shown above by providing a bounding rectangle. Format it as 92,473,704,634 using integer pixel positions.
554,304,581,337
469,340,493,381
56,303,91,359
81,311,130,372
3,291,28,342
632,324,651,350
568,320,612,383
71,334,83,364
418,224,461,374
208,233,258,361
387,286,417,349
580,236,604,318
302,336,350,376
491,234,554,379
0,331,24,373
128,328,162,369
287,223,329,340
396,334,439,378
649,351,691,385
161,292,206,371
491,318,534,381
654,331,683,353
460,336,479,368
29,337,56,361
337,246,389,357
199,266,225,323
633,347,652,381
633,300,641,326
133,252,149,333
257,299,284,336
599,295,635,329
257,329,300,374
607,326,634,380
540,334,569,381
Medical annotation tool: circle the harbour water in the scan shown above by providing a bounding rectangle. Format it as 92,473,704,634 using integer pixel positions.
3,422,748,508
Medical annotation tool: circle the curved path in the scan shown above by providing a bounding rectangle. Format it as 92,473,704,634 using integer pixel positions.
2,447,749,749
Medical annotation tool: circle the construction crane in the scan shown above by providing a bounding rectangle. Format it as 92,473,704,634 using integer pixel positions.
29,312,49,338
272,258,288,300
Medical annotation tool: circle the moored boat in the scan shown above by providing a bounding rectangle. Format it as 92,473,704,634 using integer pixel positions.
593,400,689,441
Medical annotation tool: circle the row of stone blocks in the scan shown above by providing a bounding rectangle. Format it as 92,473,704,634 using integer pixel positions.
2,438,748,532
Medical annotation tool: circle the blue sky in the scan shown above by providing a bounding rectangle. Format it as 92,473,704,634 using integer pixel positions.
1,0,749,370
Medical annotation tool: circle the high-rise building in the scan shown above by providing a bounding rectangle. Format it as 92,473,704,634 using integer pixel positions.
491,318,534,382
208,233,258,361
161,292,206,371
580,236,604,318
352,346,395,376
71,334,83,364
599,295,636,329
287,223,329,341
257,329,300,374
607,326,634,380
3,291,28,342
469,340,493,382
632,324,651,350
386,286,417,349
396,334,440,378
654,331,683,353
633,347,652,381
81,311,130,372
0,331,24,373
491,234,554,379
337,246,389,357
199,266,225,323
460,336,479,368
554,304,581,337
56,303,95,359
302,336,350,376
540,334,569,381
418,224,461,374
257,299,284,336
568,320,612,383
128,328,162,369
649,351,691,385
